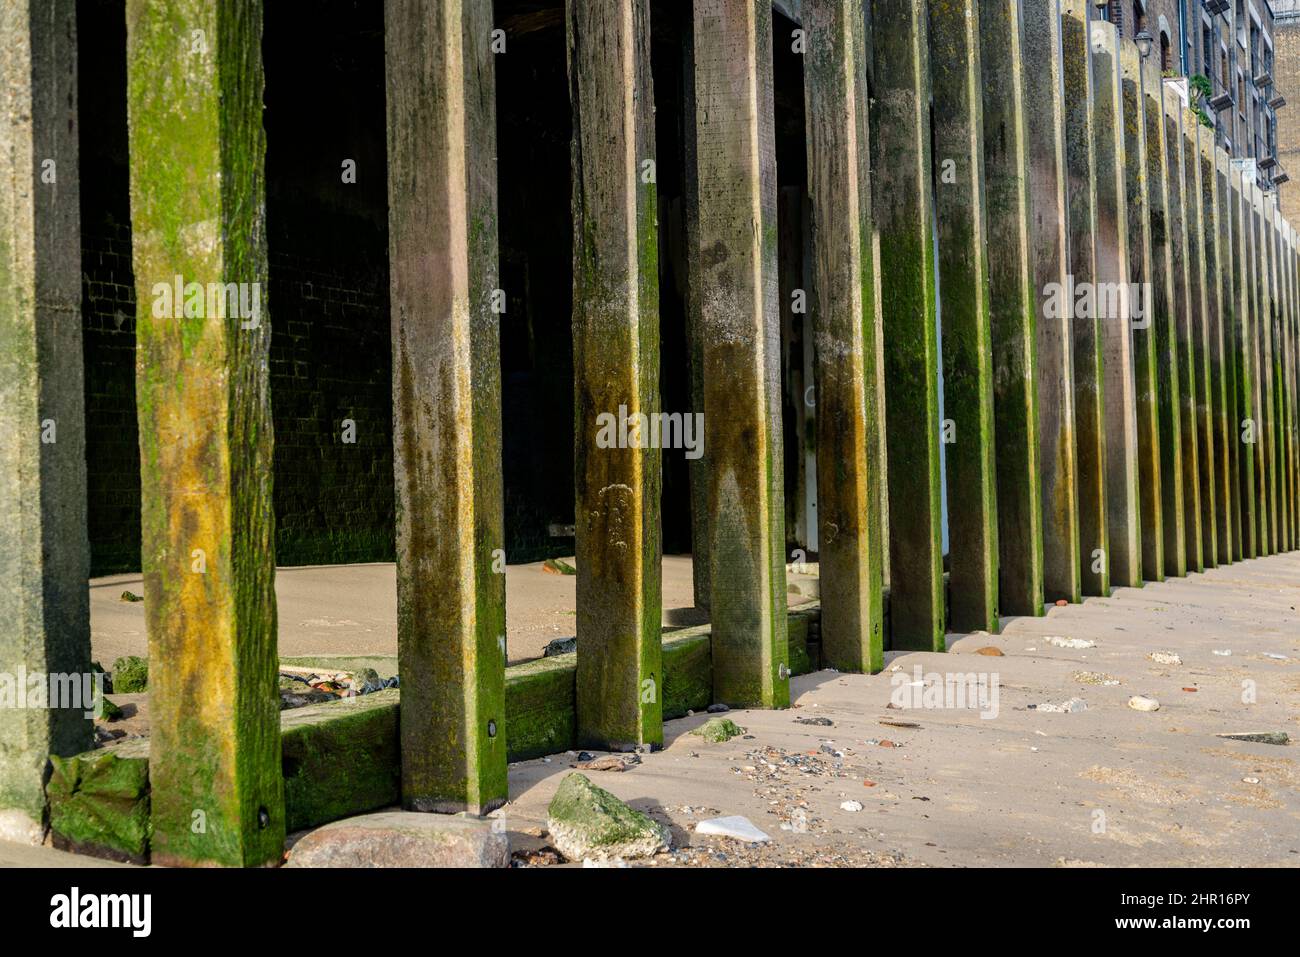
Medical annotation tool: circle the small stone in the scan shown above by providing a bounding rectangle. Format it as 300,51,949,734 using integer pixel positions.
1148,651,1182,666
572,754,640,773
706,703,730,713
795,716,833,726
543,636,577,657
1212,649,1232,656
547,773,670,862
287,811,509,867
1044,636,1095,649
839,800,863,812
576,751,595,762
1055,599,1069,607
694,815,771,843
690,717,745,743
111,656,148,694
1262,653,1288,660
1242,776,1261,784
118,590,143,603
1128,695,1160,712
974,646,1004,656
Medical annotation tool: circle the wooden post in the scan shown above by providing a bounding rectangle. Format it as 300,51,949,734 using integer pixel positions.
870,0,944,649
1119,42,1161,582
0,0,93,844
1258,188,1277,554
1021,0,1081,604
1060,0,1107,596
1215,149,1242,562
1199,135,1230,565
126,0,282,865
1237,174,1261,558
1268,207,1289,553
978,0,1045,615
1089,22,1139,588
692,0,790,706
385,0,507,812
1140,55,1185,578
927,0,999,631
566,0,664,749
804,0,885,671
1162,86,1198,574
1181,111,1215,569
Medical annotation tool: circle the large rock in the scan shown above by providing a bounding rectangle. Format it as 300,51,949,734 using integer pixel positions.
547,773,670,862
286,811,509,868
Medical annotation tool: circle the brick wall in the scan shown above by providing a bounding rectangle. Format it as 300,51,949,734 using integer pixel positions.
81,216,141,575
266,248,395,567
1276,15,1300,222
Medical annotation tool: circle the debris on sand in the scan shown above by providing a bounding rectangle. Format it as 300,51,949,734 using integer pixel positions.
1044,636,1095,649
695,815,771,843
1128,695,1160,712
1216,731,1290,746
1148,651,1182,666
691,717,745,742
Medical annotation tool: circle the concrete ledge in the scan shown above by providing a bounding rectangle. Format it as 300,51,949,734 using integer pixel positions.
48,606,821,861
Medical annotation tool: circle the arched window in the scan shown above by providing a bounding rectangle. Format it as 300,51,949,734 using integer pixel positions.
1160,30,1171,72
1132,1,1145,34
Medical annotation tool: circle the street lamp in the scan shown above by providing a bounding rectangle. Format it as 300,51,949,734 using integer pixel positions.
1135,31,1153,60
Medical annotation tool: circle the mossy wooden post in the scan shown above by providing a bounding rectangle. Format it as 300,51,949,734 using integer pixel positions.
1161,85,1197,574
1140,55,1184,580
803,0,884,671
566,0,663,748
125,0,282,865
1215,149,1242,561
384,0,507,812
1235,172,1260,558
1287,225,1299,546
1199,134,1230,565
0,0,93,844
1089,22,1139,588
927,0,999,632
1181,112,1214,569
1266,202,1289,553
679,13,711,612
1251,186,1270,553
1119,42,1161,582
870,0,944,649
1257,188,1277,553
692,0,790,707
1022,0,1079,604
978,0,1044,615
1060,0,1107,596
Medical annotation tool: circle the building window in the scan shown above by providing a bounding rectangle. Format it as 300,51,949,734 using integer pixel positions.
1160,30,1172,72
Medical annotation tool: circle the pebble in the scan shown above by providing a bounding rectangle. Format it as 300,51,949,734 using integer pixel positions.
707,703,731,713
1212,649,1232,656
1128,695,1160,712
840,800,863,812
1243,776,1261,784
1148,651,1182,665
974,646,1005,656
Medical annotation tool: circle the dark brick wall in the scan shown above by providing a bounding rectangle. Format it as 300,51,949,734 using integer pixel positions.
266,249,395,566
81,217,140,575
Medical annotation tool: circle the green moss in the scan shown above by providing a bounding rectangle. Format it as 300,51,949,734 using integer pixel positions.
689,717,745,743
111,655,148,693
47,748,150,864
546,772,668,857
